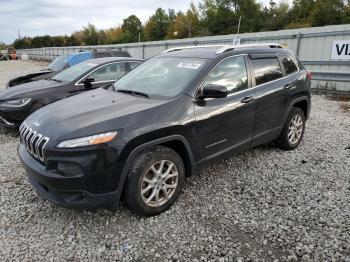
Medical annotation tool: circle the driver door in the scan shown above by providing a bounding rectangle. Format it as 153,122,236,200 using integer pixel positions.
194,55,256,162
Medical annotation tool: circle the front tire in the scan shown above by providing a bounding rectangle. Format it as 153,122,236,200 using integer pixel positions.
125,146,185,216
276,107,306,151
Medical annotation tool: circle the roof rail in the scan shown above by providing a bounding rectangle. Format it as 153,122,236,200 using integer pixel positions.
162,45,228,54
216,43,284,55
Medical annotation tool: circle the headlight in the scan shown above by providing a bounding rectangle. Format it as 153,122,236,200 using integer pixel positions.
0,98,32,107
57,132,118,148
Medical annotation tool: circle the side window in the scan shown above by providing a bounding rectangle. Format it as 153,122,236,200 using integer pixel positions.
281,55,298,75
251,58,283,86
89,63,126,82
203,56,248,94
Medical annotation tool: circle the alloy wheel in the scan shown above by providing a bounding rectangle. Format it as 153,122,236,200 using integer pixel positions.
141,160,179,207
288,114,304,145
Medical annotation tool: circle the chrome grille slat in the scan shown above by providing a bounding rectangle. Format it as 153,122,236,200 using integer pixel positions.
21,125,30,142
28,131,37,152
24,128,33,149
19,121,49,163
33,134,42,157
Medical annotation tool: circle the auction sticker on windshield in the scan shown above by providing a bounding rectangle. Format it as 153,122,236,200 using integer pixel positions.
177,63,202,70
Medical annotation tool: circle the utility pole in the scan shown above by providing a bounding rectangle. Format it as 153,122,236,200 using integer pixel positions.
18,29,21,40
137,26,141,43
237,16,242,35
233,16,242,46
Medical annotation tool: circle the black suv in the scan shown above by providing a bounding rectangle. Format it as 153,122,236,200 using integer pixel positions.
18,44,311,216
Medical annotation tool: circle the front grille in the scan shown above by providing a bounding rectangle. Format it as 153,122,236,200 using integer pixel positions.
19,121,49,162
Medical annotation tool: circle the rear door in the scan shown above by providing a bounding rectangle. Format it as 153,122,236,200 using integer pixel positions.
250,54,297,147
194,55,256,162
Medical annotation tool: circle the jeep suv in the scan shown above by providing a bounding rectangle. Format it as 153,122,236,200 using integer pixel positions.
18,44,311,216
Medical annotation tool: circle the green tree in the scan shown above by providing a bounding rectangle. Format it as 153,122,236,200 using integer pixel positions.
199,0,237,35
167,4,200,39
52,36,65,47
288,0,314,28
236,0,265,32
121,15,143,43
263,0,290,31
199,0,264,35
13,37,32,49
144,8,171,41
82,23,100,45
70,31,84,46
310,0,347,26
104,27,124,44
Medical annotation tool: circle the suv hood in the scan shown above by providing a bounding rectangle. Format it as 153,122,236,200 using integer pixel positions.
24,88,168,144
0,79,61,100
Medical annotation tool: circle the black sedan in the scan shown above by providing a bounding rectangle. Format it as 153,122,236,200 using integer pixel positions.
6,49,131,88
0,57,143,128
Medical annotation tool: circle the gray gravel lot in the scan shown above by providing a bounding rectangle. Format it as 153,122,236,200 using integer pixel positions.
0,60,350,261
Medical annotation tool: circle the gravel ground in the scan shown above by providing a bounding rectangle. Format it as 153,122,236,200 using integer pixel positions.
0,60,350,261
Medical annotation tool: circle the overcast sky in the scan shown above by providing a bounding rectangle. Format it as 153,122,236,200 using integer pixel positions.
0,0,275,44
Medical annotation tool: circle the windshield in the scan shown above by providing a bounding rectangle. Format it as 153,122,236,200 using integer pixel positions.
114,57,208,98
47,55,69,71
52,61,98,83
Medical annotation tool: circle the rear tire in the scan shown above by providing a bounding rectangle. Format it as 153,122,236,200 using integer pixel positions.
276,107,306,151
124,146,185,216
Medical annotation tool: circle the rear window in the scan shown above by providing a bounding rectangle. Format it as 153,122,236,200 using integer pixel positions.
251,58,283,86
281,55,298,75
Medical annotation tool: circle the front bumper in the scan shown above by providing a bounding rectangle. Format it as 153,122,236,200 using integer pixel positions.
18,144,122,209
0,106,31,128
0,115,18,128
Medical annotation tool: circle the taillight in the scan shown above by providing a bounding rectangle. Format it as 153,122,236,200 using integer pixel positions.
306,71,312,80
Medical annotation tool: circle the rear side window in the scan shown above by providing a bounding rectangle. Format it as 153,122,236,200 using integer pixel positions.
281,55,298,75
203,56,248,94
89,63,126,82
251,58,283,86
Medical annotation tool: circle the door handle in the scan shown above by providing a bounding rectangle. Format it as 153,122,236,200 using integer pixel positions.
241,96,255,104
284,84,296,90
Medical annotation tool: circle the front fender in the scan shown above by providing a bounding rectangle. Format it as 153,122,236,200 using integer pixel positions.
114,135,196,205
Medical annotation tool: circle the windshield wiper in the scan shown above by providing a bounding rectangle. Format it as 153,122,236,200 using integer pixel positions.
117,89,149,98
101,83,113,89
50,78,62,83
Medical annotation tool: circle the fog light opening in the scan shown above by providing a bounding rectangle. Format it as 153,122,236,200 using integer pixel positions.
57,162,83,177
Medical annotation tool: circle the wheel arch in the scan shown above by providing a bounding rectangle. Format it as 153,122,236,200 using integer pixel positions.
115,135,196,206
292,99,309,120
285,96,310,123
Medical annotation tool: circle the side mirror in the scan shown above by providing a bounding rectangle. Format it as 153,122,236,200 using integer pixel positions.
198,84,228,99
83,78,95,88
